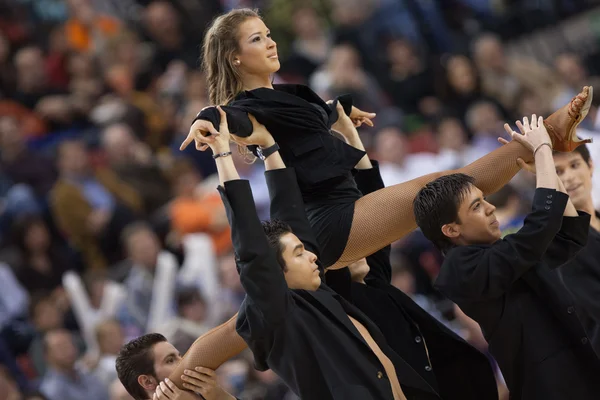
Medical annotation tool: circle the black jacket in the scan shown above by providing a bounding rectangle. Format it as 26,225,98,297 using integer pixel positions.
436,188,600,399
326,162,498,400
196,84,365,194
558,211,600,358
220,174,438,399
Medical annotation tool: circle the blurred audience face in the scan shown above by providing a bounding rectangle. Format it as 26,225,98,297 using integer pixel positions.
374,127,407,165
15,46,47,91
517,91,547,118
466,101,503,136
44,330,78,371
105,64,134,97
447,55,477,95
328,44,361,73
97,320,125,355
473,35,506,71
67,0,96,23
126,227,161,269
555,53,587,88
179,294,207,323
102,123,137,164
32,296,63,332
292,7,322,39
144,1,180,46
235,17,280,78
0,116,24,153
387,39,420,75
24,219,51,253
69,53,96,79
437,117,468,152
57,141,90,177
554,151,593,209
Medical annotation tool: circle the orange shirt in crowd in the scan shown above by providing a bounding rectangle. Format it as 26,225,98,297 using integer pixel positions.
64,16,120,53
170,193,232,256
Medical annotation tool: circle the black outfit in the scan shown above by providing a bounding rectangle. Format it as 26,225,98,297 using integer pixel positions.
558,211,600,357
326,161,498,400
220,174,438,399
435,188,600,399
196,84,365,267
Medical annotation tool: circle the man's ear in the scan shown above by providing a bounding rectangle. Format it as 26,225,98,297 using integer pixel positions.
137,374,157,392
441,222,460,239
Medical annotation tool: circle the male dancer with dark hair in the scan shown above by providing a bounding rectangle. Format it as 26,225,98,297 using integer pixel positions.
413,115,600,399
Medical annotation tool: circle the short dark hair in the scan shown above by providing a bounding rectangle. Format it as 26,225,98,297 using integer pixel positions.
262,219,293,270
413,173,476,253
553,143,592,165
116,333,167,400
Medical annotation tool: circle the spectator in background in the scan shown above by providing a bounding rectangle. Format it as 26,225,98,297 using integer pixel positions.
167,158,231,256
160,288,211,353
464,100,506,155
11,215,72,295
39,329,108,400
27,291,83,376
141,1,199,72
472,33,560,113
50,139,141,269
93,319,124,386
0,33,16,98
64,0,121,54
101,123,171,216
13,46,55,110
281,5,332,83
442,54,506,123
0,365,24,400
374,124,442,186
0,116,57,200
310,43,385,111
435,115,479,167
217,252,245,319
109,379,134,400
381,38,437,116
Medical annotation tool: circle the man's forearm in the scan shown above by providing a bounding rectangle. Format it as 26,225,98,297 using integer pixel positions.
534,146,558,190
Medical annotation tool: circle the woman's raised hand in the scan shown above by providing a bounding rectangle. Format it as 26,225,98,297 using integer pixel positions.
180,107,231,153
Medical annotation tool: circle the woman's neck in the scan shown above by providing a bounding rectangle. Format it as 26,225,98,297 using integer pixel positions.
242,74,274,92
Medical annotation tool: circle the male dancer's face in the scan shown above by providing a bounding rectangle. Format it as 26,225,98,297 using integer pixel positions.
279,232,321,291
554,152,594,209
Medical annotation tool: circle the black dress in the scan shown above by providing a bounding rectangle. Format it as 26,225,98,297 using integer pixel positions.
195,84,365,267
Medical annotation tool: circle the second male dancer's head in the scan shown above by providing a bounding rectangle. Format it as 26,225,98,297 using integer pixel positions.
263,220,321,290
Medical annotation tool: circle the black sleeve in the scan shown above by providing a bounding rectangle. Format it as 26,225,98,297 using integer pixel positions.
193,105,253,137
544,211,591,269
435,188,569,302
326,94,353,129
325,267,354,302
265,167,321,257
353,160,392,284
219,180,293,325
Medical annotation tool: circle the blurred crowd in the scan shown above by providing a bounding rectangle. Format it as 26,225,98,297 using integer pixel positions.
2,0,600,399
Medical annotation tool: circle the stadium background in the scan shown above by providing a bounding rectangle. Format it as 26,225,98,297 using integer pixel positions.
2,0,600,399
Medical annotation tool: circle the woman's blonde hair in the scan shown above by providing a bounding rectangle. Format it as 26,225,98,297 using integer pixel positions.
202,8,261,105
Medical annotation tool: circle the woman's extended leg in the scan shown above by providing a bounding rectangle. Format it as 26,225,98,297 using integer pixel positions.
332,140,530,268
168,313,248,389
333,86,593,269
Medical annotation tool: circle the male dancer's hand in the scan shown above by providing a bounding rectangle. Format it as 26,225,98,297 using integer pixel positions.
502,114,552,153
180,367,236,400
153,379,199,400
230,113,275,149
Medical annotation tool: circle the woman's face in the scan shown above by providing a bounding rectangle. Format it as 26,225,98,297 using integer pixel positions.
235,18,280,78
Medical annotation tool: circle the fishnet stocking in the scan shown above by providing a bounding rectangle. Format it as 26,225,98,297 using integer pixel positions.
168,313,248,389
334,141,531,268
